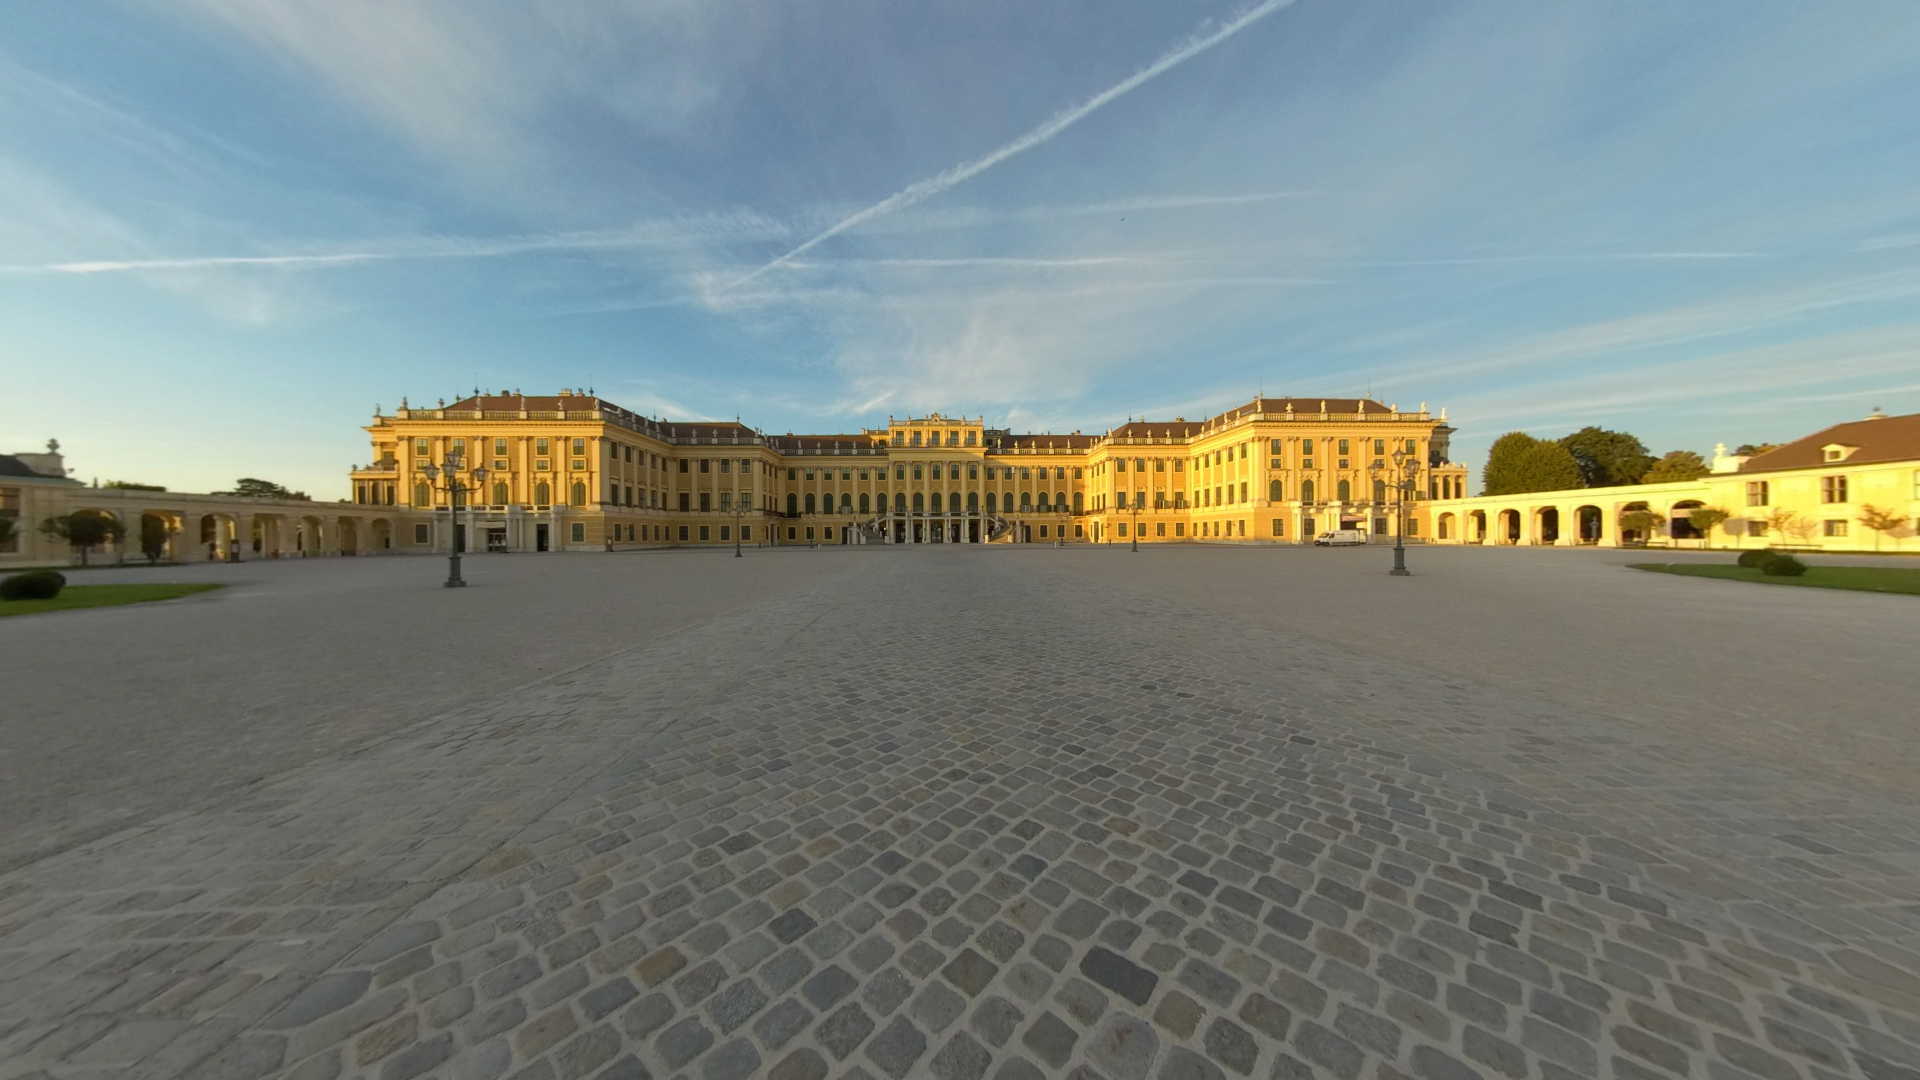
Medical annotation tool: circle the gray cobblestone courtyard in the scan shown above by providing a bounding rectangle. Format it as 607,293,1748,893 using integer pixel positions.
3,546,1918,1080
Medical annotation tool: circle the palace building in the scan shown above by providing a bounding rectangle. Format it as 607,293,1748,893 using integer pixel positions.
346,390,1467,551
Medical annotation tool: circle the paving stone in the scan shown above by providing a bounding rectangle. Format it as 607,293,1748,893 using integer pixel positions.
929,1031,995,1080
817,1002,877,1060
768,1048,829,1080
655,1016,715,1070
1081,945,1159,1005
1203,1016,1259,1076
1022,1011,1079,1069
1157,1046,1227,1080
971,996,1024,1048
943,949,999,997
866,1014,930,1079
700,1036,761,1080
912,981,968,1032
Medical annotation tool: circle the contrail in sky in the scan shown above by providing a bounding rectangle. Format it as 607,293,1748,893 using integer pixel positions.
722,0,1301,291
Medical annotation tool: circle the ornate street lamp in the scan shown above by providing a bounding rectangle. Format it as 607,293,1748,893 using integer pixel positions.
421,452,488,588
1370,450,1414,577
1130,496,1141,552
733,502,744,557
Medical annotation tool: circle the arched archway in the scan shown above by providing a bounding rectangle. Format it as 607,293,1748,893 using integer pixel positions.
1618,501,1659,546
337,516,361,555
1467,509,1487,544
1497,508,1521,545
1671,499,1705,541
370,518,393,551
1437,512,1455,540
1534,507,1560,545
1574,505,1603,544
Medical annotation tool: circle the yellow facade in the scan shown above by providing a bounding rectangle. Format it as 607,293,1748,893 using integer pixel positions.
349,392,1467,550
1428,411,1920,552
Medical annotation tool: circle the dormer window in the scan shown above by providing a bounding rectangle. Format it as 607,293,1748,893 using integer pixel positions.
1822,443,1856,462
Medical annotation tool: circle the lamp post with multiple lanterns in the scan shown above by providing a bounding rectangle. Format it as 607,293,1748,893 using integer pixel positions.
1369,449,1416,577
420,452,488,588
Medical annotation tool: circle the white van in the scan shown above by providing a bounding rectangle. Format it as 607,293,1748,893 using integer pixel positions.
1314,530,1367,546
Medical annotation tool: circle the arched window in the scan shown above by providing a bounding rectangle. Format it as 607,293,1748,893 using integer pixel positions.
931,492,943,513
1269,479,1283,502
1036,492,1050,511
1020,491,1033,510
414,482,431,507
840,494,852,512
912,493,925,512
968,492,979,511
786,493,798,515
859,493,870,514
893,492,906,512
1301,479,1314,504
492,481,509,505
571,481,587,506
534,481,550,506
1073,491,1084,512
1056,490,1066,510
986,492,998,513
1337,480,1351,502
1373,479,1386,504
804,493,816,514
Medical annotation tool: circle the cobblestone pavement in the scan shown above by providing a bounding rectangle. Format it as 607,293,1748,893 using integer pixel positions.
3,547,1918,1080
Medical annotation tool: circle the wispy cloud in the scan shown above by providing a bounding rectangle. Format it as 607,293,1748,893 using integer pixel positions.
1349,251,1768,267
723,0,1301,290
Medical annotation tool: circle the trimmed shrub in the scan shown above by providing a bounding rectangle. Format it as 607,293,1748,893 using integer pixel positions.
1760,553,1807,577
0,570,66,600
1736,548,1775,569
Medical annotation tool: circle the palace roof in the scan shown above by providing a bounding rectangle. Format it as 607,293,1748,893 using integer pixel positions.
1740,410,1920,474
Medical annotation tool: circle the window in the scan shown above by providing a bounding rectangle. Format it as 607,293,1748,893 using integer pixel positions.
1134,458,1145,472
860,493,871,514
804,494,816,514
787,527,797,540
805,527,815,540
1824,519,1848,537
679,459,689,473
679,525,690,540
535,458,550,471
1300,479,1315,504
1745,481,1768,506
492,481,509,504
1338,439,1349,455
720,526,730,540
1269,479,1283,502
414,481,431,506
1406,519,1419,537
452,438,466,454
1240,445,1248,459
719,492,732,511
741,526,751,541
1239,482,1248,503
571,481,588,505
414,438,430,456
1155,522,1166,537
720,458,731,473
572,523,587,543
534,481,550,506
1373,439,1385,455
1115,459,1126,473
572,438,585,454
680,493,691,511
1175,522,1186,537
1337,480,1351,502
1038,525,1049,538
536,438,549,455
413,523,430,544
700,459,710,473
1821,475,1848,503
1271,518,1284,537
1374,517,1389,535
1118,523,1128,536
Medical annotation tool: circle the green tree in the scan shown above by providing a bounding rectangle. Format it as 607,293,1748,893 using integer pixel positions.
103,480,167,491
1686,507,1731,548
139,515,175,565
1482,433,1583,495
38,511,125,566
1641,450,1710,484
1857,504,1910,551
1733,442,1780,456
1557,427,1655,488
1618,508,1667,544
213,477,311,501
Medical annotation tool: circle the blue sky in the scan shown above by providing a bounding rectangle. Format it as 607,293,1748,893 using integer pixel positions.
5,1,1920,498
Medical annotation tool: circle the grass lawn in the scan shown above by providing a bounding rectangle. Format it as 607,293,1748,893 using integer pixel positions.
1630,563,1920,595
0,583,225,617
